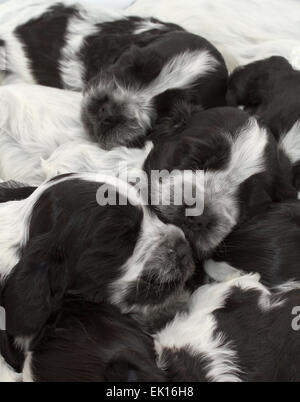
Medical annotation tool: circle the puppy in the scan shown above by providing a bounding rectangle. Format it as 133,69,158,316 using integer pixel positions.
82,30,228,149
205,200,300,287
143,105,297,258
0,173,195,342
155,274,300,382
227,56,300,190
0,301,165,382
0,0,228,149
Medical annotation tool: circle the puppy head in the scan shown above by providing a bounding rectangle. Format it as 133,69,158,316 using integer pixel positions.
82,68,153,150
2,175,194,337
227,56,293,109
82,41,221,150
146,108,268,258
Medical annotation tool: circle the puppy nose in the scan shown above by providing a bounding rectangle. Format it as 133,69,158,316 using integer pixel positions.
187,214,211,231
100,101,113,118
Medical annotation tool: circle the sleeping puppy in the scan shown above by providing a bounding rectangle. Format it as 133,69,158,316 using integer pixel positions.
227,56,300,190
143,105,297,258
0,301,165,382
0,173,195,342
0,0,228,149
205,200,300,288
155,274,300,382
82,30,228,149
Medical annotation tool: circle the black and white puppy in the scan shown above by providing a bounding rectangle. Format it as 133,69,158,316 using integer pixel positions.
143,105,297,258
0,173,195,341
82,30,228,149
0,301,165,382
155,274,300,382
205,200,300,288
227,56,300,190
0,0,228,149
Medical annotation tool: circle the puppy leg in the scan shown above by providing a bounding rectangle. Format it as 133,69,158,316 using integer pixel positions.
204,259,245,283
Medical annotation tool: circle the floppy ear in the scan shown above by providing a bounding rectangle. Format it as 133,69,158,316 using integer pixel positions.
119,45,164,85
227,64,266,108
2,236,67,338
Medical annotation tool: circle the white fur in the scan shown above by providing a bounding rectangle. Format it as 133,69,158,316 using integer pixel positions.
134,19,164,34
41,140,153,181
0,354,21,382
212,118,268,190
279,120,300,164
144,50,219,99
0,84,154,185
22,352,34,383
128,0,300,70
204,260,245,282
0,84,83,184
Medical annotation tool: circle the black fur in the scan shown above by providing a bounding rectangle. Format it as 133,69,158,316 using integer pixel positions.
15,4,77,87
227,56,300,191
227,56,300,139
28,301,165,382
213,201,300,287
80,17,183,84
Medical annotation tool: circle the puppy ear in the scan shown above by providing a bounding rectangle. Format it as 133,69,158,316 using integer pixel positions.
119,45,164,85
2,237,67,337
239,175,273,219
227,63,266,108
